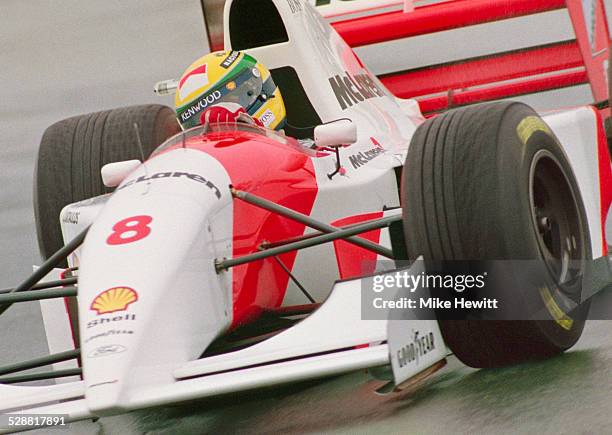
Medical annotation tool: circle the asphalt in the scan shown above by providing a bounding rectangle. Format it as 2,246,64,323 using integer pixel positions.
1,1,612,434
94,321,612,435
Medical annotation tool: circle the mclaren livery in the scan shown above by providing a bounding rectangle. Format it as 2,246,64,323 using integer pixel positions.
0,0,611,432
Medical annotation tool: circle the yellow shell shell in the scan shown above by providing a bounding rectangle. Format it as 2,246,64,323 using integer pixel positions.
90,287,138,315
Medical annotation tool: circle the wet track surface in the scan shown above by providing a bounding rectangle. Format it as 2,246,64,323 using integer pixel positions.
1,1,612,434
61,319,611,435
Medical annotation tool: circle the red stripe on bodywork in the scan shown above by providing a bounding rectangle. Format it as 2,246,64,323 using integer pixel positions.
331,212,384,280
380,42,583,99
594,108,612,255
164,131,318,327
332,0,565,47
416,70,588,113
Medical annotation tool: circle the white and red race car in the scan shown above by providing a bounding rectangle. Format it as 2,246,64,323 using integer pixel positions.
1,0,611,431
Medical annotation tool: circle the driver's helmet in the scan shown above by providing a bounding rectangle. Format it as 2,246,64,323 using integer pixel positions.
175,50,286,131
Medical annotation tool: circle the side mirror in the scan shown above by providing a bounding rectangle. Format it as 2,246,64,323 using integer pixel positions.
101,160,141,188
314,119,357,148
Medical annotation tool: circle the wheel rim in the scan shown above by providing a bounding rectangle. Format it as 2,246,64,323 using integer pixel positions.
529,150,585,299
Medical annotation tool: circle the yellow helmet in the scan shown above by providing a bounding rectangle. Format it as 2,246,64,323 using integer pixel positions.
175,50,286,131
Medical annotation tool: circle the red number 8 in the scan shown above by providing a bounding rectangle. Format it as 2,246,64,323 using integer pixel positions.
107,215,152,245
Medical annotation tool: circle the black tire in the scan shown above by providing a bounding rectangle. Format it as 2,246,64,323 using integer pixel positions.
401,101,592,368
34,104,180,263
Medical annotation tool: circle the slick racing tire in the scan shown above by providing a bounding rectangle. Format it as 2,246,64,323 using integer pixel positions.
34,104,180,264
401,101,591,368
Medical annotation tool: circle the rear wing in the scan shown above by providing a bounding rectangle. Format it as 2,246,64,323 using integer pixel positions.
201,0,610,115
337,0,610,114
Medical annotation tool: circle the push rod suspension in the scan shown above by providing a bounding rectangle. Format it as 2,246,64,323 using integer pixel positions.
0,226,89,316
261,218,391,250
0,368,82,384
0,277,78,295
216,215,400,271
0,349,80,376
0,287,77,304
232,188,395,259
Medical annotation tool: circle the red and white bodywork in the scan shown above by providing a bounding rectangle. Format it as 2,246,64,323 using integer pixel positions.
1,0,611,428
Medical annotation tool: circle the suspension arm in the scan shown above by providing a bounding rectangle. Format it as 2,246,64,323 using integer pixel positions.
231,188,395,259
216,214,400,271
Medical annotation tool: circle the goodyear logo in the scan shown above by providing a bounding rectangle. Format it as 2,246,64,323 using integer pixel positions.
517,116,553,145
90,287,138,315
397,330,436,368
539,286,573,330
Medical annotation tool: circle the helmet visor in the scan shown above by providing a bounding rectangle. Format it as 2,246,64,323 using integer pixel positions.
221,68,263,108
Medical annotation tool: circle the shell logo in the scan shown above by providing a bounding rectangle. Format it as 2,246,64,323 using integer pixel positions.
90,287,138,315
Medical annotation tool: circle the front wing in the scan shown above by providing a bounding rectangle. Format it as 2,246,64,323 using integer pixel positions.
0,266,447,433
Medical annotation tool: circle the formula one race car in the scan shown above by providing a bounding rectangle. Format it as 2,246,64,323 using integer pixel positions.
1,0,611,431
